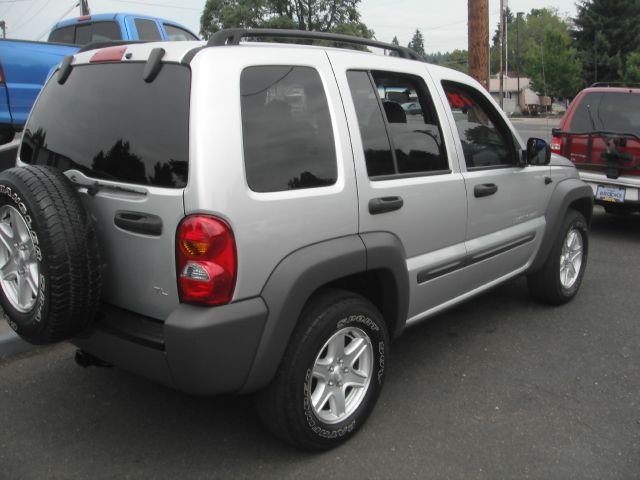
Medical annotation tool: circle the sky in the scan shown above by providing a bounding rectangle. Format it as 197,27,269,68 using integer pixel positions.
0,0,578,53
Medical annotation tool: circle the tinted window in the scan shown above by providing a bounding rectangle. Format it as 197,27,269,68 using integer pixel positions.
442,81,516,168
346,71,395,176
21,63,190,188
75,24,91,45
570,91,640,136
347,70,448,178
92,21,121,42
49,26,74,43
135,19,162,40
240,66,337,193
164,24,198,41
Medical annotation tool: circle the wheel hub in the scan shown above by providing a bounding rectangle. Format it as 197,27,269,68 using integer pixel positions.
0,205,40,313
559,227,583,290
307,326,374,424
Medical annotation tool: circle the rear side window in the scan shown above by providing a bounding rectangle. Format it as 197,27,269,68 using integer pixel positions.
74,24,91,45
164,24,198,41
21,63,190,188
347,70,448,178
49,26,74,43
570,92,640,135
135,19,162,40
240,66,337,193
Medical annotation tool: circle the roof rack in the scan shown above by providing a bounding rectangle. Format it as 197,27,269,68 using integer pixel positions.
207,28,424,61
590,82,640,88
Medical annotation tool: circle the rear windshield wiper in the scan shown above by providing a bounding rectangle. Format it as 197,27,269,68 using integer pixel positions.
65,170,148,197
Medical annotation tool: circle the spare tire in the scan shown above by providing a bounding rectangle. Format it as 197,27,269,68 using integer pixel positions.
0,165,101,344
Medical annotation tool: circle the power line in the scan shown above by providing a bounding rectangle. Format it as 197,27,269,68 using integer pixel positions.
35,1,78,40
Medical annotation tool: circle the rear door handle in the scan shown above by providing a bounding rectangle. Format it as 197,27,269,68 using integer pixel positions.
474,183,498,198
368,196,404,215
114,211,163,236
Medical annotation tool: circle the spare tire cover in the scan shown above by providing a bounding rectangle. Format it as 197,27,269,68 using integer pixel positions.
0,165,101,344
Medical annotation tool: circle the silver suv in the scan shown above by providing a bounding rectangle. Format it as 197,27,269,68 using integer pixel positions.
0,29,593,450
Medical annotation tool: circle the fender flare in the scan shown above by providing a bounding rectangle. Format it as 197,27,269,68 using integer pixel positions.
239,233,409,393
529,178,593,273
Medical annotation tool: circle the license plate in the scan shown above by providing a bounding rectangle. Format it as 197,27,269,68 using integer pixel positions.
596,185,625,203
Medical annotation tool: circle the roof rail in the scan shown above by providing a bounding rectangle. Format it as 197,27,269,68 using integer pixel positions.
590,82,640,88
207,28,424,61
77,40,149,53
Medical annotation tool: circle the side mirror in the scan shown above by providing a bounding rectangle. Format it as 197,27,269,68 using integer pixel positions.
526,137,551,166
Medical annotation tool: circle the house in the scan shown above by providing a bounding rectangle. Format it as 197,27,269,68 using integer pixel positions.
488,76,551,114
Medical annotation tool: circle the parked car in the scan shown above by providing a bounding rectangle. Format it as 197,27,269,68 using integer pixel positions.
0,29,592,450
0,12,198,167
551,83,640,214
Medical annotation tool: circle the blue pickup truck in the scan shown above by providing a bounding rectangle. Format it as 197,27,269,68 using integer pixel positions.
0,13,198,167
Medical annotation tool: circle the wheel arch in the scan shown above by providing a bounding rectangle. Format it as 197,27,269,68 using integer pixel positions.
529,178,593,274
239,232,409,393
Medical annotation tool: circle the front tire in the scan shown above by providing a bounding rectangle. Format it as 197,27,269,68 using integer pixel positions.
528,210,588,305
257,289,389,450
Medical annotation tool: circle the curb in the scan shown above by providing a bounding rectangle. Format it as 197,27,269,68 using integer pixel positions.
0,331,40,359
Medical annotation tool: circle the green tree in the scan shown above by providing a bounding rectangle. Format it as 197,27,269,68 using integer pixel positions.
574,0,640,83
408,29,425,57
440,49,468,74
621,51,640,82
521,9,582,97
200,0,371,40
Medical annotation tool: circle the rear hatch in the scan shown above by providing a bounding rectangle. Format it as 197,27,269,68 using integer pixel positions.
554,90,640,178
18,57,190,320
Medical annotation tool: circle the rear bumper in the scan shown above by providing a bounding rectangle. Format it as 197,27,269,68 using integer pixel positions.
72,298,268,395
579,170,640,207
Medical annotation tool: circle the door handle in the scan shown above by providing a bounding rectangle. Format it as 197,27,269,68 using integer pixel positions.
368,196,404,215
114,211,163,236
474,183,498,198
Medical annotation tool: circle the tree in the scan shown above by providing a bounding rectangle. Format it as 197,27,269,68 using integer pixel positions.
574,0,640,83
522,9,582,98
408,29,425,57
440,49,469,74
200,0,372,40
622,51,640,82
391,36,399,46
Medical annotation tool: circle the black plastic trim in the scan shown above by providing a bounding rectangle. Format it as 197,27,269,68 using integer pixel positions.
89,303,165,351
114,210,163,236
207,28,424,61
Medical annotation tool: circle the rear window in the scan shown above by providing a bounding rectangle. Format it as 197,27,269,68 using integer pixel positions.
49,26,74,43
135,19,162,40
570,91,640,135
21,63,190,188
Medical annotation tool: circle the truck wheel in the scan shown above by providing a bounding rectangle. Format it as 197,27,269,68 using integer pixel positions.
528,210,588,305
257,289,388,450
0,166,101,344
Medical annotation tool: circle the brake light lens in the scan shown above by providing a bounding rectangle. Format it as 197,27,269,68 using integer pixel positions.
176,215,237,305
550,136,562,154
90,46,127,63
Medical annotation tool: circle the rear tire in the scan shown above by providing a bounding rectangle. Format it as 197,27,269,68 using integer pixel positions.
257,289,388,450
528,210,588,305
0,166,101,344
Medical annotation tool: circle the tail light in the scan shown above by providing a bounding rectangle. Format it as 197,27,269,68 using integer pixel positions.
550,136,562,154
0,63,5,84
176,215,237,305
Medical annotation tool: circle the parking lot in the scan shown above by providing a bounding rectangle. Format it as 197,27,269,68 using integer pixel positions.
0,119,638,479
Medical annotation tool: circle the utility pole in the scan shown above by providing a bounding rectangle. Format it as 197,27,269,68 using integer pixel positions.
498,0,504,108
80,0,91,16
516,12,523,113
468,0,489,90
0,21,6,39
